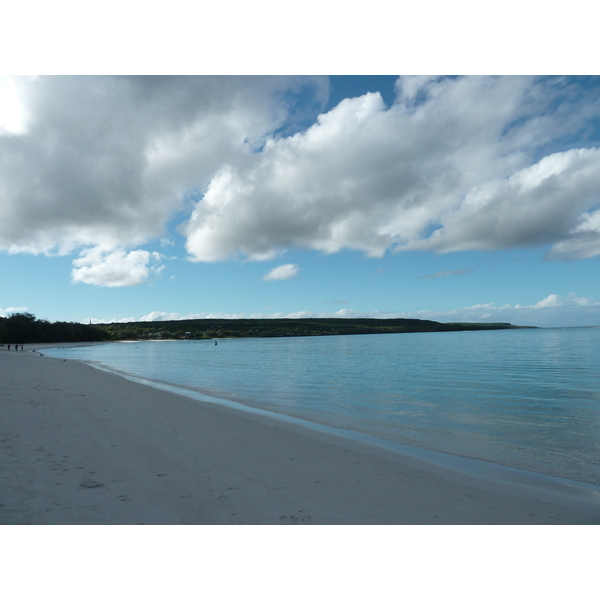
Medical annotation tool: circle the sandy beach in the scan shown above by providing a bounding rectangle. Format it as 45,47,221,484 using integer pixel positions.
1,343,599,525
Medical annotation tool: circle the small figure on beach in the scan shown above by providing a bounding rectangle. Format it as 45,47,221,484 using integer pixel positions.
7,344,10,351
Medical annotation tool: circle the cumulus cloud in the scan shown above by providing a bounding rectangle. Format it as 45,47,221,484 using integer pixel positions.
71,248,164,287
0,77,30,135
0,75,328,280
546,209,600,260
137,311,275,322
90,317,139,324
137,311,219,321
262,263,299,281
403,148,600,257
532,294,563,308
3,75,600,283
184,76,600,262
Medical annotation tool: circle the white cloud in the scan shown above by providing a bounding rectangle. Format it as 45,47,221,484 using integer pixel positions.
546,209,600,260
0,76,328,259
140,311,185,321
397,294,600,327
90,317,139,324
0,77,31,136
4,76,600,272
183,76,600,263
0,306,28,317
89,292,600,327
402,148,600,258
138,311,210,321
534,294,562,308
71,248,164,287
262,263,299,281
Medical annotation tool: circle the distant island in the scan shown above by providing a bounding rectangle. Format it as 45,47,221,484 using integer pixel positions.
0,313,535,344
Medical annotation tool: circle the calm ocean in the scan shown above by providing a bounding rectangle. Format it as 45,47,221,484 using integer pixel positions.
44,327,600,486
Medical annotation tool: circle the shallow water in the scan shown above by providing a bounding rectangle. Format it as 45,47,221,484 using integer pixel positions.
44,327,600,485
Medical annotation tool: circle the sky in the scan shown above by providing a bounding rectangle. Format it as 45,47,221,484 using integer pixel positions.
2,74,600,328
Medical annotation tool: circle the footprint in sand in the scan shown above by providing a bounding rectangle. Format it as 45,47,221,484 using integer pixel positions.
79,480,106,489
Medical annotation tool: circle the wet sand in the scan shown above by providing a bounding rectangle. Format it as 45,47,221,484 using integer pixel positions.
1,344,598,524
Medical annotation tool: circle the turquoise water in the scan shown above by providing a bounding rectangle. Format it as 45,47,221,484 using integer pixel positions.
44,327,600,486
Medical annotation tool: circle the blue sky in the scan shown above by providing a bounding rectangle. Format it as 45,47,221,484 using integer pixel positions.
2,75,600,327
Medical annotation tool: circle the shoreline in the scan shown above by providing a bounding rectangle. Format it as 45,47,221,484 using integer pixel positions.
39,341,600,502
84,354,600,516
1,344,599,524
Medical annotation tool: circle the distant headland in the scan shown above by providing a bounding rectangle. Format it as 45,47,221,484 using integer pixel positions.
0,312,535,344
100,317,534,340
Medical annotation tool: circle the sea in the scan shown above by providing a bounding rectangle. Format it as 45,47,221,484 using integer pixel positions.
43,326,600,488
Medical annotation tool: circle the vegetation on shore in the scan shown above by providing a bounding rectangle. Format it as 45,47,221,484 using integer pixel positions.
98,317,532,340
0,313,109,344
0,312,533,344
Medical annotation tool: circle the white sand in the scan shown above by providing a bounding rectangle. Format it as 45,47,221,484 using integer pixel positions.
1,344,599,524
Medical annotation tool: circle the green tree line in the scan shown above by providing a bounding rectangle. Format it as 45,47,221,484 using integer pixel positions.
0,313,110,344
97,317,530,341
0,313,532,345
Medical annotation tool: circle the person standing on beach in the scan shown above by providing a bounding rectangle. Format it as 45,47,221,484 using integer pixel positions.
7,344,10,350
